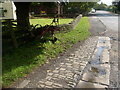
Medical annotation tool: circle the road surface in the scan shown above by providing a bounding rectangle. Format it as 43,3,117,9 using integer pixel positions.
89,10,119,40
94,11,118,30
90,10,118,32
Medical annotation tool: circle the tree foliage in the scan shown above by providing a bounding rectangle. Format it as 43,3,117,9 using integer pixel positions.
31,2,57,8
107,5,117,12
64,2,96,15
117,1,120,11
112,1,120,13
94,2,108,10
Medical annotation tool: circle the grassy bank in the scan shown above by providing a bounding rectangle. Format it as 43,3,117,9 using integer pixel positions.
2,17,90,87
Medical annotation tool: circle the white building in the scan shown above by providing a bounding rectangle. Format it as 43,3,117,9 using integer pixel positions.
0,1,16,20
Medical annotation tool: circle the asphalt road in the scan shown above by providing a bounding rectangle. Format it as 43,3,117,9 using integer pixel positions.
89,10,118,32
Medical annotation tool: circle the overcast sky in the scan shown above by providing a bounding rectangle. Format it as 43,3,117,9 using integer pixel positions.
99,0,113,5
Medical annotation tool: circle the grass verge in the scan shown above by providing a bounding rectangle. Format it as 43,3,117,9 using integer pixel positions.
2,17,90,87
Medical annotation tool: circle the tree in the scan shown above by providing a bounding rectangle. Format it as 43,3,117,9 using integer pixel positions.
112,1,120,13
107,5,117,12
64,2,96,15
14,2,31,31
14,1,69,31
117,1,120,11
94,2,108,10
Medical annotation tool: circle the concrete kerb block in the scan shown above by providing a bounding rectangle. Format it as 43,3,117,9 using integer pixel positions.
76,80,108,89
17,80,30,88
82,64,110,85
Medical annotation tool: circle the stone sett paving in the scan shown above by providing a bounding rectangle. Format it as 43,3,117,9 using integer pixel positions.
24,37,98,88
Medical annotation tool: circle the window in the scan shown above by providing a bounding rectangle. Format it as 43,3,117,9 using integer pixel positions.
0,8,4,17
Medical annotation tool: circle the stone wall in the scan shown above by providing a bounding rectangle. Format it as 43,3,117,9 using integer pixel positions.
58,14,82,33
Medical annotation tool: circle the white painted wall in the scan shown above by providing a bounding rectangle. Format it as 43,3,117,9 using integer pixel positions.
0,1,16,20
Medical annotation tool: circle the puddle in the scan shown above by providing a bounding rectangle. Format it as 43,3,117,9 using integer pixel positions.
84,45,107,81
90,66,106,75
89,60,100,65
83,65,107,83
90,46,108,65
98,39,106,43
109,37,118,41
88,46,107,76
95,46,107,59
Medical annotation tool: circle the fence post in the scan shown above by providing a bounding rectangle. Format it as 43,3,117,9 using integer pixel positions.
7,20,18,48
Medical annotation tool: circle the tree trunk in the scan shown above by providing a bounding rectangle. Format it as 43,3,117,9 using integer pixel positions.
14,2,31,30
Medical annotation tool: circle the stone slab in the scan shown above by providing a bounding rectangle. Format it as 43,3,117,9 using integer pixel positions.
95,64,110,85
82,64,110,85
101,48,109,63
76,80,108,89
17,80,30,88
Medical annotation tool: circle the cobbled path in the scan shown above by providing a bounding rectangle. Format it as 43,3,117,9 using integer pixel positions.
17,37,99,88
